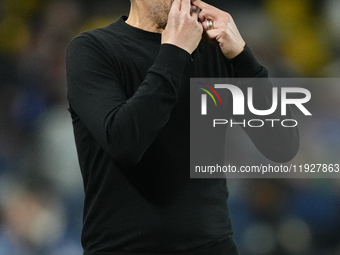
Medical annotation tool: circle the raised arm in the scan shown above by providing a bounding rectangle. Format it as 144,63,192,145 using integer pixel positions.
193,0,299,162
66,0,203,168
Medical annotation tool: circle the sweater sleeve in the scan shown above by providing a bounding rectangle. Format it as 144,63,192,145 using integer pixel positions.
230,45,267,78
228,45,300,163
66,34,190,167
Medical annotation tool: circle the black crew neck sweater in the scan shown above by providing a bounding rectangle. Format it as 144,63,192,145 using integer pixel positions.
66,16,298,255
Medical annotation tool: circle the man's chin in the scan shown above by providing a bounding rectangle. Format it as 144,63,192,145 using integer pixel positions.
157,21,168,30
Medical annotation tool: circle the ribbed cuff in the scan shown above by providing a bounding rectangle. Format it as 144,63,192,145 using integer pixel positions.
153,44,191,78
230,45,263,77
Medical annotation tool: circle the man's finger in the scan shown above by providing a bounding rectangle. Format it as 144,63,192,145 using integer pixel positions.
190,5,200,14
171,0,181,12
181,0,191,13
190,11,198,20
197,7,217,21
205,29,220,40
194,0,221,21
191,0,211,10
202,20,217,30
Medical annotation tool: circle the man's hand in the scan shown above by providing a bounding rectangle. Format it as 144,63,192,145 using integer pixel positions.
192,0,246,59
162,0,203,54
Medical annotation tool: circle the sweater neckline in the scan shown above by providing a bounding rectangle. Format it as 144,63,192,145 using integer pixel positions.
113,16,162,41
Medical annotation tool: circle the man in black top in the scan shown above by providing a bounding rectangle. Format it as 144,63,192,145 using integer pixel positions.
66,0,299,254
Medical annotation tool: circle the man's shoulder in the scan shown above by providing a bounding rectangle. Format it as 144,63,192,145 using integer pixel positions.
70,16,124,46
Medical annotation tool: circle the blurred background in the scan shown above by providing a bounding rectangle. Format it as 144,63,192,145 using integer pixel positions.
0,0,339,254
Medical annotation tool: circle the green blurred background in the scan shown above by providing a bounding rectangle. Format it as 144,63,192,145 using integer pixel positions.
0,0,339,254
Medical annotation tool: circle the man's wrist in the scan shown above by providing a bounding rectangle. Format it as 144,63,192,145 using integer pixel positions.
154,44,191,77
230,44,263,77
228,43,246,60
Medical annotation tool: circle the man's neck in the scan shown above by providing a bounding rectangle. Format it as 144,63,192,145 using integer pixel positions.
125,2,164,34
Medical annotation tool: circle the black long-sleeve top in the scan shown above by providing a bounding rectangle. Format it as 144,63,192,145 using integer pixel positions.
66,16,299,255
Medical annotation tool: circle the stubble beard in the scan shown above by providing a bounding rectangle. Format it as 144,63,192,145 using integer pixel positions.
149,0,174,30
